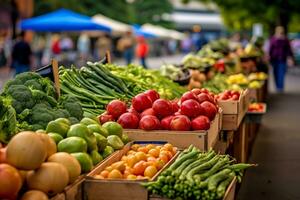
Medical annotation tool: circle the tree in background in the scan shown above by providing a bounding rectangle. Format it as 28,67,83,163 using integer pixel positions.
131,0,174,28
182,0,300,33
34,0,173,28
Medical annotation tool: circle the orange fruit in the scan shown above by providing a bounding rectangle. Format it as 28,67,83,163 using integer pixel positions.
145,144,155,150
94,175,104,179
131,144,140,151
123,169,133,178
137,147,149,154
144,165,158,178
159,154,169,164
126,155,138,167
127,174,137,180
147,156,157,162
132,161,147,176
148,148,160,158
135,152,147,161
108,169,123,179
155,159,165,170
105,166,113,172
121,156,128,162
127,150,137,155
136,175,146,180
100,170,110,178
160,150,173,160
163,143,173,151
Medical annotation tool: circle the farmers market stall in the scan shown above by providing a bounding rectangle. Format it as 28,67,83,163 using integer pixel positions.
0,37,269,200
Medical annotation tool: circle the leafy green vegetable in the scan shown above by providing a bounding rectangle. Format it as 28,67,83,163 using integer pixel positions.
0,97,17,143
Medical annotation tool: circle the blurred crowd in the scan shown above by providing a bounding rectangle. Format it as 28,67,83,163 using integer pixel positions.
0,26,299,91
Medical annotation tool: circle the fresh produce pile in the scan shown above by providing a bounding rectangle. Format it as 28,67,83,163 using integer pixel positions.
0,131,82,199
99,89,218,131
215,90,241,101
248,103,265,112
105,64,186,100
59,62,186,117
93,143,177,180
144,146,256,200
160,64,190,84
0,72,83,143
45,117,128,173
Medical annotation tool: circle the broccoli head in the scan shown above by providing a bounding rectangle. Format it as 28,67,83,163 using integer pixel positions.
14,72,42,83
30,89,58,107
4,85,35,114
24,79,43,91
29,103,56,129
52,108,70,119
38,77,57,98
59,95,83,120
0,97,17,143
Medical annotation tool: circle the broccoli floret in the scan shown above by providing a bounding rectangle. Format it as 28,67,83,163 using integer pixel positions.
31,124,44,131
30,89,57,107
24,79,43,91
18,108,31,121
39,78,57,98
59,95,83,120
53,108,70,119
14,72,42,83
4,85,35,114
0,97,17,143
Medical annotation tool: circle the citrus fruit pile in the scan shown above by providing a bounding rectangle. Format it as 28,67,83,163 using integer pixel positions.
94,143,177,180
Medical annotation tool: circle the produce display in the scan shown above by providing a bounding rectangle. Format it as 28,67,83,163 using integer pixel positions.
59,62,186,117
45,117,128,173
93,143,177,180
160,64,191,85
248,103,266,112
144,146,256,200
215,90,241,101
99,88,218,131
0,131,81,199
0,72,83,143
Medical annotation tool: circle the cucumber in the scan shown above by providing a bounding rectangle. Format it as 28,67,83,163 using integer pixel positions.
207,168,232,191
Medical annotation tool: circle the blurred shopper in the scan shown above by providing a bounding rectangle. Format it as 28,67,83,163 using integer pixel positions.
168,39,177,54
51,34,61,56
269,26,294,92
96,33,111,60
32,36,45,68
77,33,90,62
136,36,149,68
191,25,207,51
11,31,33,74
60,34,74,52
0,38,7,69
117,31,135,64
181,32,192,53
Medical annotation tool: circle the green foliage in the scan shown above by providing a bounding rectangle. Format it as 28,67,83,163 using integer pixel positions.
34,0,174,28
185,0,300,33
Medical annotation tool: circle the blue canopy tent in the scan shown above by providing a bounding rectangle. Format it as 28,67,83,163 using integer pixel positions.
132,24,157,38
20,9,111,32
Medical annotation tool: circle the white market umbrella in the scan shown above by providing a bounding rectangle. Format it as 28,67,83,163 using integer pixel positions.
92,14,132,34
141,23,185,40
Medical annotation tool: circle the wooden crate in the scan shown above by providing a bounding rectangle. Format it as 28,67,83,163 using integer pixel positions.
149,177,237,200
125,111,221,150
221,90,250,131
83,142,179,200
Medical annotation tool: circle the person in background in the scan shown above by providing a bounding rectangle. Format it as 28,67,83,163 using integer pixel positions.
181,32,192,54
51,34,61,56
11,31,33,75
269,26,294,92
117,31,135,65
60,34,74,52
96,33,111,60
136,36,149,68
77,33,91,63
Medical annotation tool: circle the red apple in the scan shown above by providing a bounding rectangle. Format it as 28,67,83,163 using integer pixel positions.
201,101,217,120
106,100,127,119
180,91,198,103
191,88,202,95
197,93,211,104
144,90,160,103
192,115,210,130
170,115,191,131
140,108,156,118
117,113,139,129
139,115,160,130
132,93,152,112
98,113,114,124
161,116,174,130
128,107,140,118
180,99,204,118
152,99,173,118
